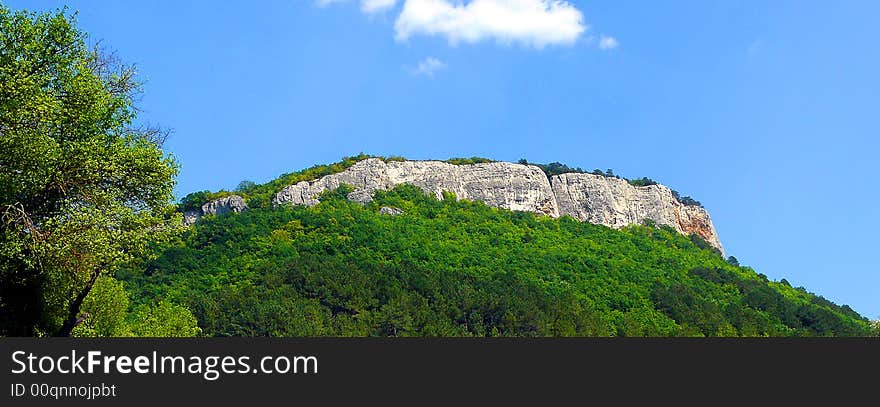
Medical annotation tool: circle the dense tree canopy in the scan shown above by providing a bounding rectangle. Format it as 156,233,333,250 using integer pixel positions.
122,184,874,337
0,6,197,336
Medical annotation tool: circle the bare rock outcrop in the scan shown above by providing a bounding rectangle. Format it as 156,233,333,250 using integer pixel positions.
551,173,723,254
273,158,559,217
379,206,404,216
266,158,724,254
182,195,248,226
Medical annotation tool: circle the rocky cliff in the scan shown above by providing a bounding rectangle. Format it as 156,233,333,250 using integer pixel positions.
183,195,248,226
551,173,722,252
272,159,557,216
269,158,723,254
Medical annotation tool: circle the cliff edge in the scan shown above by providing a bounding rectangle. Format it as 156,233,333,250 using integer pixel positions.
267,158,723,254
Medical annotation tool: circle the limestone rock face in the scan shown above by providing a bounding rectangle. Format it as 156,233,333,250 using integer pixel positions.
182,195,248,226
269,158,723,253
551,173,723,254
273,158,559,217
202,195,248,216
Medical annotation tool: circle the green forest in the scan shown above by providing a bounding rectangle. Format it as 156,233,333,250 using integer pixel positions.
1,6,877,337
123,183,874,337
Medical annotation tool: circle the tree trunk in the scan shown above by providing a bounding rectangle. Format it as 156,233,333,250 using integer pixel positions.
56,271,99,337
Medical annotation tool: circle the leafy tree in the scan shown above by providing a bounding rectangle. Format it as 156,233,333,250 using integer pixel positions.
179,190,212,211
628,177,658,187
690,233,721,256
445,157,495,165
236,180,256,193
0,6,180,336
237,153,372,209
67,276,199,337
70,276,129,337
518,160,587,178
126,301,201,337
671,189,702,207
726,256,740,266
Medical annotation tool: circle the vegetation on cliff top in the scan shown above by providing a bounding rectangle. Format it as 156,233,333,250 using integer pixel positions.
183,155,705,214
182,155,499,211
517,159,701,207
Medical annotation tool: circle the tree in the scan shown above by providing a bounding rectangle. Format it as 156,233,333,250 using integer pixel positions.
0,6,179,336
126,301,202,337
178,190,211,211
236,180,256,192
69,276,129,337
628,177,658,187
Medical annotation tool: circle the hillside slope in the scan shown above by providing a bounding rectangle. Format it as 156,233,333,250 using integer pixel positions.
121,176,873,336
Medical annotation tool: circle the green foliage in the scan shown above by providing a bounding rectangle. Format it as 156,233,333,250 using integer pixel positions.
0,5,180,336
179,190,212,211
446,157,495,165
122,185,873,337
236,180,256,193
689,234,722,257
672,190,702,207
518,159,587,178
69,277,200,337
174,179,258,212
234,154,373,209
628,177,658,187
71,277,130,337
685,267,867,336
205,154,508,210
126,301,201,337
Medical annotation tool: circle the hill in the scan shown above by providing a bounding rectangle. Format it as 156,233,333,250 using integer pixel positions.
118,157,874,336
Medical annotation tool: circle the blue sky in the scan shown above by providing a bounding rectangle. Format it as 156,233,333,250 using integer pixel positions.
8,1,879,317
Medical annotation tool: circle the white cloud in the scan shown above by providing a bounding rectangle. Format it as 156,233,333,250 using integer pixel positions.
411,57,447,76
361,0,399,13
598,35,618,50
394,0,586,48
315,1,604,49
